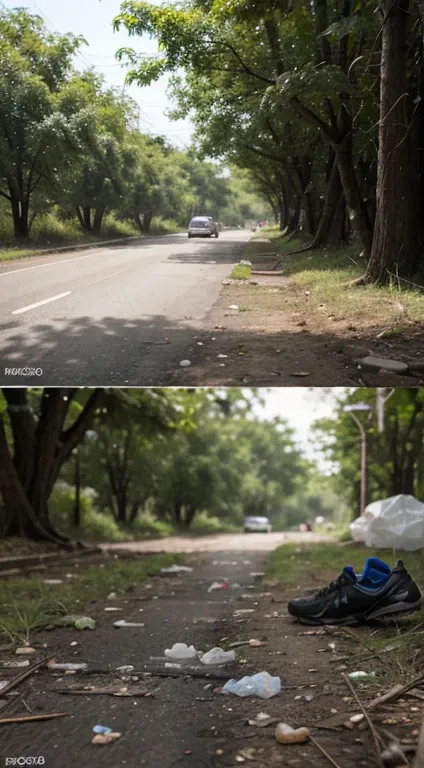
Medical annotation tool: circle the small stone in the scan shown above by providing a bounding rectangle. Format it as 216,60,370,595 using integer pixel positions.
358,356,408,373
179,360,191,368
343,721,355,730
350,714,365,724
15,647,36,655
92,732,121,745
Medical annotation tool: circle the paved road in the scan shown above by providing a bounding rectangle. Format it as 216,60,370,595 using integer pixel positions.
0,230,250,385
103,531,331,554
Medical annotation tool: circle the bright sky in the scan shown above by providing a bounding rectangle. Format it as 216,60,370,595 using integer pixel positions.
253,388,345,471
3,0,194,147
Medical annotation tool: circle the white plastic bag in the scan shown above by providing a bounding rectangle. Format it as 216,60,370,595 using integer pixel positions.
221,671,280,698
350,495,424,551
200,647,236,666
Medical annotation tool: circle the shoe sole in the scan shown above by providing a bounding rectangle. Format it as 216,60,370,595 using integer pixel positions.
292,599,422,626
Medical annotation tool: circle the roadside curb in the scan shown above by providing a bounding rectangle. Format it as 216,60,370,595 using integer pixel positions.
0,547,101,572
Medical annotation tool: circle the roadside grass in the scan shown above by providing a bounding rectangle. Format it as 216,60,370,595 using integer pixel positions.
230,264,252,280
268,542,424,687
264,233,424,326
0,553,182,646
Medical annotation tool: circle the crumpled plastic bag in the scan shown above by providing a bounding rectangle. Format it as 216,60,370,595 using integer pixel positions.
350,495,424,551
221,671,280,699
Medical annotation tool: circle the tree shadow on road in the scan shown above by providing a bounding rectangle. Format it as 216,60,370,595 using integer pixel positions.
0,311,422,387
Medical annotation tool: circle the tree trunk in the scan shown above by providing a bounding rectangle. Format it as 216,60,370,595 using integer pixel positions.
333,116,373,256
11,194,30,241
143,211,153,234
73,451,81,528
278,191,288,231
92,206,105,235
82,206,92,232
362,0,420,284
0,387,105,545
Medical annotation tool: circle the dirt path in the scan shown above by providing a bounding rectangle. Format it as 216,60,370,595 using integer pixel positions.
2,544,417,768
170,241,424,387
103,531,331,555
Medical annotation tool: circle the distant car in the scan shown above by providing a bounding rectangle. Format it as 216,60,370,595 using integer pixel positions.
188,216,219,238
244,516,272,533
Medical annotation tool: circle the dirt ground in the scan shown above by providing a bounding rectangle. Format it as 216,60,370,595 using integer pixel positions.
170,243,424,387
1,545,420,768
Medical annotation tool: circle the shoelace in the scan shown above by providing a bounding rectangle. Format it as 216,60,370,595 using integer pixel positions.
315,574,351,599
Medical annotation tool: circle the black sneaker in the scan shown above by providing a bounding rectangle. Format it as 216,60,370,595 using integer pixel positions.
287,557,422,626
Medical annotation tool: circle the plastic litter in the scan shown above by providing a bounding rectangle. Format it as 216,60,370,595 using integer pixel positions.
160,565,193,574
92,732,121,745
74,617,96,630
93,725,113,734
116,666,135,673
165,662,182,669
114,620,144,628
229,305,239,310
275,722,310,744
48,663,88,672
221,672,280,699
107,592,117,600
43,579,63,585
104,607,123,612
249,639,264,647
165,643,198,660
0,681,9,691
208,581,229,593
233,609,255,616
350,495,424,551
239,260,252,266
2,660,30,668
248,712,278,728
231,583,241,590
179,360,191,368
349,671,376,681
200,648,236,666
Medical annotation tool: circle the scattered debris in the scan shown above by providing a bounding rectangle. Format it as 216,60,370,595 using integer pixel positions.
217,354,228,359
74,617,96,631
43,579,63,585
0,682,9,692
104,607,123,612
57,686,152,697
250,572,265,578
107,592,117,600
368,671,424,709
179,360,191,368
93,725,113,734
116,666,135,673
1,661,30,668
0,654,55,697
248,712,279,728
208,581,229,593
275,722,310,744
289,372,311,378
239,260,252,266
92,732,121,745
380,743,408,768
165,643,198,660
0,712,70,725
348,671,376,682
48,663,88,672
200,648,236,666
113,620,144,628
15,647,36,655
221,672,281,699
350,714,365,724
249,639,264,648
229,305,239,310
234,609,255,616
160,565,193,575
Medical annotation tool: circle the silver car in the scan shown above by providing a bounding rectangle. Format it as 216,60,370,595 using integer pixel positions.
188,216,219,238
244,516,272,533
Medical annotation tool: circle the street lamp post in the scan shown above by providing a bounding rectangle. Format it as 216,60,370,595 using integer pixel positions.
343,403,372,517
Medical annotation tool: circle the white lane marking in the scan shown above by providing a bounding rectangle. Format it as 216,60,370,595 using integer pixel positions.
12,292,72,315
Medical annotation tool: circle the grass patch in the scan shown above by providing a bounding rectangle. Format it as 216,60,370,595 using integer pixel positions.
0,553,182,646
264,233,424,325
230,264,252,280
268,542,424,688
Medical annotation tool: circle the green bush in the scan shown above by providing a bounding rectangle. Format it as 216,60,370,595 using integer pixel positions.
49,483,127,542
31,211,83,243
131,511,173,539
150,217,182,235
101,214,139,239
190,512,239,535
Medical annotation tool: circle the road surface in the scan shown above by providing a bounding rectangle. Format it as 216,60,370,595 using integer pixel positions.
103,531,331,554
0,230,250,386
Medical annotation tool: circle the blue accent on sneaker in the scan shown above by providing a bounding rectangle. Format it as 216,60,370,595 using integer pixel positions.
343,565,357,583
358,557,391,589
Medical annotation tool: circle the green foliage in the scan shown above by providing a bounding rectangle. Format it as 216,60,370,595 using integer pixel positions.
49,483,127,542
